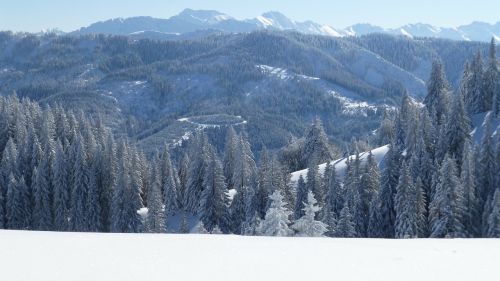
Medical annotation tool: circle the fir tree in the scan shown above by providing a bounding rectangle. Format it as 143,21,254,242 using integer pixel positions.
6,174,30,229
302,118,332,168
466,51,485,114
461,141,479,236
443,92,471,164
258,190,293,236
294,175,308,220
486,188,500,238
424,60,450,125
223,126,238,189
145,158,165,233
429,155,467,238
199,150,230,232
336,203,356,238
194,221,209,234
52,141,69,231
292,191,327,237
395,161,418,238
482,38,498,112
33,156,53,231
70,135,88,232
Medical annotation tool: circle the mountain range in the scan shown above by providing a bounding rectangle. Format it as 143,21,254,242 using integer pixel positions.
71,9,500,42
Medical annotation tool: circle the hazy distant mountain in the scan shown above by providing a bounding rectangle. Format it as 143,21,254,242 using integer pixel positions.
73,9,499,42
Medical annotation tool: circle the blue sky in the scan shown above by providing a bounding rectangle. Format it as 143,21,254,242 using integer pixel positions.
1,0,499,32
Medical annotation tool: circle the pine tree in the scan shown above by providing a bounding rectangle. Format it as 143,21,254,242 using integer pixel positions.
482,38,498,112
305,158,321,205
478,114,496,235
302,118,332,168
359,151,380,232
33,156,53,231
145,157,165,233
375,143,400,238
461,141,479,236
184,133,209,212
70,135,88,232
199,150,230,232
424,60,451,125
414,177,428,237
294,175,308,220
395,161,418,238
223,126,238,189
429,155,467,238
336,203,356,238
6,174,30,229
52,141,69,231
486,188,500,237
443,92,471,164
258,190,293,236
466,52,485,114
292,191,327,237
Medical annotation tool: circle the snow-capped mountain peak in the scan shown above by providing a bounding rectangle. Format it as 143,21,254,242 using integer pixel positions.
177,8,233,25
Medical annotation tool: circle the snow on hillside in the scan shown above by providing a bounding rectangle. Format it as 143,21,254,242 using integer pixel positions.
291,111,500,185
1,230,499,281
291,145,389,184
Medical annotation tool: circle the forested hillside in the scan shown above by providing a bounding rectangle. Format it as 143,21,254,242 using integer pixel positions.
0,37,498,237
0,31,498,156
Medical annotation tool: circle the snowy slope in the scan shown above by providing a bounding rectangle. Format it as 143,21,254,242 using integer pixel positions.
291,145,389,184
1,230,499,281
291,111,500,184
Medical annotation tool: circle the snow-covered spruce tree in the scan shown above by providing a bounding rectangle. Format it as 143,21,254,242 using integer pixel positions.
6,174,30,229
478,114,496,235
482,38,498,113
292,191,327,237
211,225,223,234
223,126,238,189
443,92,471,164
242,211,261,236
394,161,418,238
302,118,332,168
52,141,70,231
86,153,102,232
258,190,293,237
111,140,130,233
199,150,230,233
374,142,400,238
184,132,209,212
256,147,272,218
344,153,364,237
414,177,428,237
1,138,18,192
336,203,356,238
424,60,450,125
70,134,88,232
487,188,500,237
464,52,484,114
394,92,414,151
322,164,341,236
123,149,144,233
294,175,308,220
161,145,180,209
461,141,479,237
177,152,189,205
33,156,53,231
145,155,165,233
359,151,380,232
230,132,257,233
305,157,322,206
429,154,467,238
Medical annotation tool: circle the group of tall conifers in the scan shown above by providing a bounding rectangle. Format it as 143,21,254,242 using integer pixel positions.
0,39,498,237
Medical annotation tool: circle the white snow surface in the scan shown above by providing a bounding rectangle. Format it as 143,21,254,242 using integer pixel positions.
291,145,389,184
1,230,499,281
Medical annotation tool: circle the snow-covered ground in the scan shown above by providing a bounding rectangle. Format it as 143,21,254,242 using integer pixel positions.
1,230,499,281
